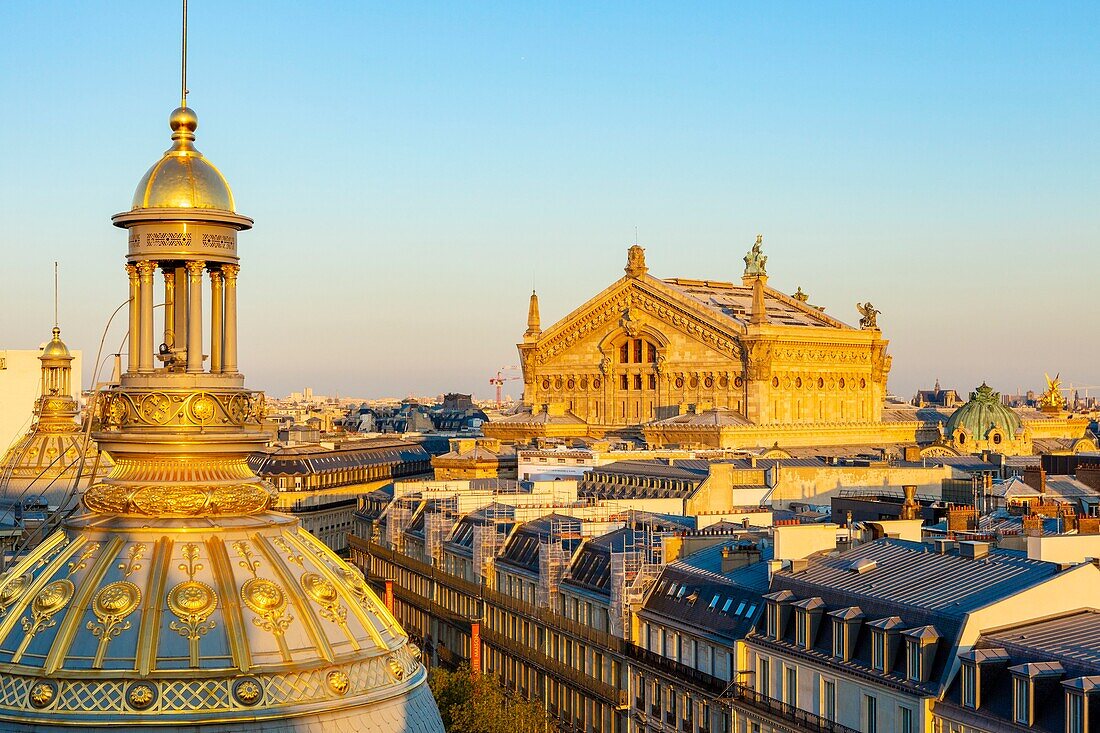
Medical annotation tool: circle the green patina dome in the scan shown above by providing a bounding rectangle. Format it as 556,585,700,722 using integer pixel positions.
945,383,1022,439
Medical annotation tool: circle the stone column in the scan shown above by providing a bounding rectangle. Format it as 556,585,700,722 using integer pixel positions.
125,264,139,373
173,267,188,356
222,264,239,374
185,261,206,373
136,261,156,373
162,267,176,350
209,268,224,373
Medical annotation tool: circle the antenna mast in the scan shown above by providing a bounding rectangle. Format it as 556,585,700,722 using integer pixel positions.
181,0,188,107
53,261,58,327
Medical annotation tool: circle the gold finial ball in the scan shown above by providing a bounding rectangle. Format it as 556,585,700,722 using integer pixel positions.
169,106,198,133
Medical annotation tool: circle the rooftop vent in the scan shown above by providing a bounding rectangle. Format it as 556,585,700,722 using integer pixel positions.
933,539,955,554
958,541,991,559
847,558,878,574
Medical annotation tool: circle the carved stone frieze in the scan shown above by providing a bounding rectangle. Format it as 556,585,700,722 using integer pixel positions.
533,284,742,366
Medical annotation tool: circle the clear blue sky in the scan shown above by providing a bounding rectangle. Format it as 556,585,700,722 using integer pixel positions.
1,2,1097,400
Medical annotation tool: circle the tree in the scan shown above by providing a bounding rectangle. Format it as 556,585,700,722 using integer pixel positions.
429,665,557,733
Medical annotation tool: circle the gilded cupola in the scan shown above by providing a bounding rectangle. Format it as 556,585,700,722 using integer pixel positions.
131,106,235,212
0,5,444,731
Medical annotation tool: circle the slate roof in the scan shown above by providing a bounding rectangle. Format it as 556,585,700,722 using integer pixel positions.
444,504,516,557
647,407,754,427
640,540,773,644
759,538,1063,695
250,438,428,476
938,610,1100,733
660,278,850,330
496,514,583,576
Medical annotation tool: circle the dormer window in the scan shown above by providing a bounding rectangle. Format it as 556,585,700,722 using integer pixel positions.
1009,661,1063,727
828,606,863,662
832,619,845,658
791,597,825,650
872,632,886,672
763,590,794,640
1061,674,1097,733
1067,691,1086,733
903,626,940,683
906,638,922,682
1012,676,1029,724
957,647,1009,713
961,661,977,709
867,617,903,673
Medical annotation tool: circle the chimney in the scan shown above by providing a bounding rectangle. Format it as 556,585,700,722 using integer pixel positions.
958,541,991,559
1023,466,1047,494
900,485,920,521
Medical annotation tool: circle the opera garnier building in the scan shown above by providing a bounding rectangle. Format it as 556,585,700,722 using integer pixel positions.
486,240,1093,456
0,77,443,733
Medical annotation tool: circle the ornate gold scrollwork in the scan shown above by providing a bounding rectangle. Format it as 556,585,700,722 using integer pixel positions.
83,481,276,517
99,388,266,431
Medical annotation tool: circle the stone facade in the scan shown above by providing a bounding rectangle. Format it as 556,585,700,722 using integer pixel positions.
488,240,891,445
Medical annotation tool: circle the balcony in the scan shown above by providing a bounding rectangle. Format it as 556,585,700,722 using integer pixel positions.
722,682,861,733
626,643,727,696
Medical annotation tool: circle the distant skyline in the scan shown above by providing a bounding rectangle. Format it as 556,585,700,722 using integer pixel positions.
1,2,1097,401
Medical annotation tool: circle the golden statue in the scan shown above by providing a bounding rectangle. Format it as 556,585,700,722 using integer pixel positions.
1039,372,1067,412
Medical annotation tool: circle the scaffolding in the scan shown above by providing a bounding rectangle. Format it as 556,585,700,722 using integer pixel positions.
609,514,668,639
536,516,580,610
424,495,458,567
471,503,508,585
384,499,413,552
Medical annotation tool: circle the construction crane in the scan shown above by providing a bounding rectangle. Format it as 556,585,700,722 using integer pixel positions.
489,365,520,407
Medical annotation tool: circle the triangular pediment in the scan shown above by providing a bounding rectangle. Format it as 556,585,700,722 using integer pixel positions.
530,275,744,366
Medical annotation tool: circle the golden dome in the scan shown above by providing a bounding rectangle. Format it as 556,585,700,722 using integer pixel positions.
130,107,235,212
0,514,442,731
39,328,71,360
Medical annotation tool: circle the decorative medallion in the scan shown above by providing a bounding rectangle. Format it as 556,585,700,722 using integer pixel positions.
675,377,684,389
126,681,157,710
593,377,601,389
233,676,263,706
188,393,217,423
0,573,31,618
387,655,405,681
241,578,293,635
88,581,142,666
301,572,338,605
301,572,350,630
28,679,56,709
139,392,174,424
326,669,350,695
23,579,75,637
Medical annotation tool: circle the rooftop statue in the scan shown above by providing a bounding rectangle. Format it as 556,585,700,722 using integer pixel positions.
1039,372,1067,412
624,244,648,277
743,235,767,276
856,301,881,330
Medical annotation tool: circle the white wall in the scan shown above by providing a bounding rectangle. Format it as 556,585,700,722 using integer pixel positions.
0,348,83,452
